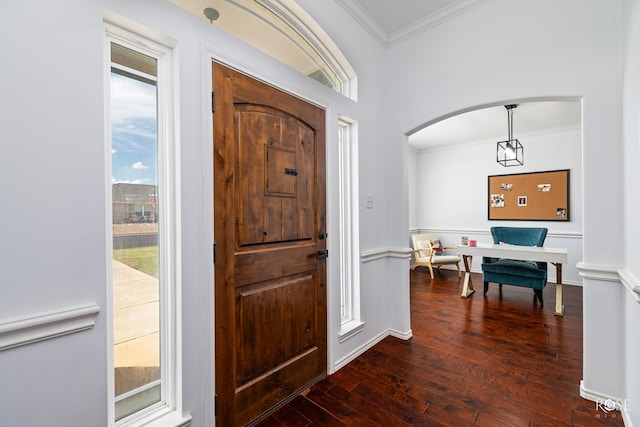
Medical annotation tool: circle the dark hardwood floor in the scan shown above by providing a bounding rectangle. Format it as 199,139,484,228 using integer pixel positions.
256,269,625,426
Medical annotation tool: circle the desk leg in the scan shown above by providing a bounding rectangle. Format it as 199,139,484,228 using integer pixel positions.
554,263,564,316
461,255,475,298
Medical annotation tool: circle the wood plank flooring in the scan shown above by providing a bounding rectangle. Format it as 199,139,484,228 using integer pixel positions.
255,269,625,426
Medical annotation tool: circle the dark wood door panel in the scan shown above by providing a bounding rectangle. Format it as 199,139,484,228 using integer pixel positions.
233,245,317,287
214,63,326,426
236,106,315,246
236,272,317,384
235,348,323,426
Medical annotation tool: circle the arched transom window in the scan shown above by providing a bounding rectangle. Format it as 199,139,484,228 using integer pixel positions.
171,0,357,100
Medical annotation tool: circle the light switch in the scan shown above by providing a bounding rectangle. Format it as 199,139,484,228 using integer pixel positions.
366,195,374,209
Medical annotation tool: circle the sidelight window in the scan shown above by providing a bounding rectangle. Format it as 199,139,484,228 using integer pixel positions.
338,117,363,341
106,21,182,426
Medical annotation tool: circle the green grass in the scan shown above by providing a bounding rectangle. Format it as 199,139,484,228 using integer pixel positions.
114,246,159,278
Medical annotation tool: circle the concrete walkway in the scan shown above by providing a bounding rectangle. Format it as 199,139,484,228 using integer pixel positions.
113,259,159,369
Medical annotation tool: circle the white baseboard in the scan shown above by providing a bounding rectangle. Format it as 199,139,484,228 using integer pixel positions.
580,380,632,426
388,328,412,340
333,327,413,372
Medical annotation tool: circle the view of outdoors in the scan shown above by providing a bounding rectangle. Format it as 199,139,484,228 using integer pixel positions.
110,42,161,420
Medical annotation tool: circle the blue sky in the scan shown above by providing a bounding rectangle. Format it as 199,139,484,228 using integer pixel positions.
111,72,157,185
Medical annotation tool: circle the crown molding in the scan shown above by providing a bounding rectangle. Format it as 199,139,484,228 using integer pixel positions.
334,0,388,46
388,0,491,46
335,0,491,48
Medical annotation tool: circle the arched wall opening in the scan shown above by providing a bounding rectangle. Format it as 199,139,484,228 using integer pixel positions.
407,98,583,284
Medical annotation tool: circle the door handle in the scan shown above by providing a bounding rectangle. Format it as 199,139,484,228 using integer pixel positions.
317,250,328,260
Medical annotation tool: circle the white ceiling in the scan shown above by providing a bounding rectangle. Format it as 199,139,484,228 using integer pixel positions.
408,101,582,151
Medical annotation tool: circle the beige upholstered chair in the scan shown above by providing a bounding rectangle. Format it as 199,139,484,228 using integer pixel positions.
411,234,462,279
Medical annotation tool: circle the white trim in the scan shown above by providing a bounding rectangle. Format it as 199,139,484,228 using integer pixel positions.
205,44,327,112
333,327,413,372
360,247,412,263
580,381,631,426
0,304,100,352
388,328,413,341
104,22,117,426
579,263,640,304
105,14,186,427
580,380,624,403
334,0,489,48
412,228,584,240
199,43,216,427
259,0,357,100
338,117,361,330
338,320,365,343
388,0,491,46
117,408,191,427
333,0,388,47
619,269,640,303
576,262,621,282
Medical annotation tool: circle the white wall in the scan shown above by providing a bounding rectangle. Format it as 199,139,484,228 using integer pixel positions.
408,148,419,231
0,0,408,425
622,0,640,425
412,126,583,284
387,0,628,417
0,1,108,425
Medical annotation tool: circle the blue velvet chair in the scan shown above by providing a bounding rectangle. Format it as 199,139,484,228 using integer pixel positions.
481,227,548,304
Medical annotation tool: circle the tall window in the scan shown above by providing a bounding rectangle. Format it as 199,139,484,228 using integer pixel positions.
338,118,363,341
107,23,181,425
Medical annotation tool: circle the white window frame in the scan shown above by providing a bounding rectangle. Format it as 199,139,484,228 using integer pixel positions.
261,0,358,100
105,18,188,427
169,0,357,100
337,117,364,342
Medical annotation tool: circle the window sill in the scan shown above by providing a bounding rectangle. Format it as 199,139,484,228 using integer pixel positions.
338,320,365,343
117,408,191,427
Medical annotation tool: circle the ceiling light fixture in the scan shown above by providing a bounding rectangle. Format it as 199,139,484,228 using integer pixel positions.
496,104,523,167
203,7,220,23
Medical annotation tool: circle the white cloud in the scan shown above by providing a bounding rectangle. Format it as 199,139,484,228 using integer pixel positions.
111,73,157,125
132,161,148,169
113,178,151,185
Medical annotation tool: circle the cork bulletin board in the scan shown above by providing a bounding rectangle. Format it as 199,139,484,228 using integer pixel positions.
488,169,569,221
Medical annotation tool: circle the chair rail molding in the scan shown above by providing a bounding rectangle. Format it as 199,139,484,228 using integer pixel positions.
412,228,583,240
361,247,411,263
576,262,621,282
577,262,640,304
0,304,100,351
619,268,640,304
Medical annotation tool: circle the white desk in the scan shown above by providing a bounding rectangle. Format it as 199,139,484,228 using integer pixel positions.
457,243,568,316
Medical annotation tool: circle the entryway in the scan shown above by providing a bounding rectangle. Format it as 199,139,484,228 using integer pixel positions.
213,63,327,426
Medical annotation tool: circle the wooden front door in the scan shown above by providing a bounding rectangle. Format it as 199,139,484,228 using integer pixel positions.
213,63,327,426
